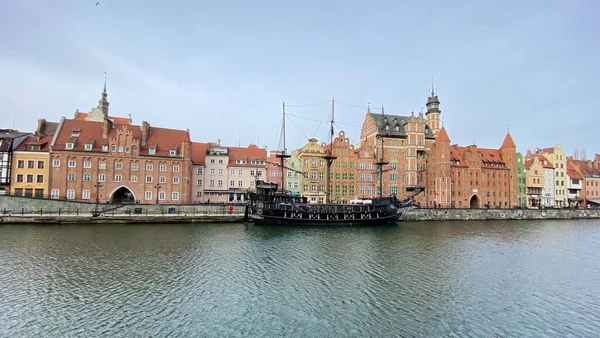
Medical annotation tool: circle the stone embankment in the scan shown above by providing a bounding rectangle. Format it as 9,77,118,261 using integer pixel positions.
2,195,600,224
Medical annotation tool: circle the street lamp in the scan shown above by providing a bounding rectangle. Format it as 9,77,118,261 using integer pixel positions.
486,191,490,209
154,184,161,205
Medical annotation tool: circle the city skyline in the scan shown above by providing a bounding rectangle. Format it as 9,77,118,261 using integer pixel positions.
1,0,598,157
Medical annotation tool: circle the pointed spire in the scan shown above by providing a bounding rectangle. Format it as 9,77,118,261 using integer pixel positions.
436,127,450,143
98,71,109,117
431,76,435,96
367,102,371,113
501,132,516,148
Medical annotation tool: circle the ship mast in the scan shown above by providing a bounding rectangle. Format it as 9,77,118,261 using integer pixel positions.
323,98,337,203
375,106,388,199
276,101,291,193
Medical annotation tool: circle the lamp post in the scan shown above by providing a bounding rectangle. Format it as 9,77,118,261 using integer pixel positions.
486,191,490,209
154,184,161,205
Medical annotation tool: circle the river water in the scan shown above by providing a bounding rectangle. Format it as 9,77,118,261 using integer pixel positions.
1,220,599,337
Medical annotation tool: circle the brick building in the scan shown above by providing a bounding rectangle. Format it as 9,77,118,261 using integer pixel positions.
534,145,567,207
426,127,517,209
297,138,327,203
358,90,440,203
191,142,208,203
48,85,192,204
327,131,358,203
567,158,600,208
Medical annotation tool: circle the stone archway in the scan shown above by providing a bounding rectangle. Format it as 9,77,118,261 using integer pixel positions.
469,195,480,209
109,186,136,204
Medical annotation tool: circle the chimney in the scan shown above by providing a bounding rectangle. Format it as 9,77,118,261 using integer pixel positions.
141,121,150,147
102,118,110,138
35,118,46,137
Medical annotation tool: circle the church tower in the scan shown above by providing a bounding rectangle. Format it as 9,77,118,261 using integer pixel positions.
98,73,110,118
426,83,441,135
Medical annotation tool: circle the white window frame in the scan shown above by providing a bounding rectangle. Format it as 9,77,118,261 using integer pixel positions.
173,177,180,184
82,190,90,200
146,176,153,183
68,160,76,168
145,191,152,200
173,166,180,173
130,176,138,182
52,160,60,167
131,163,138,171
159,165,167,172
99,162,106,169
114,175,122,182
85,144,93,151
66,190,75,200
51,189,59,199
83,161,91,169
172,192,179,200
66,143,74,150
159,191,166,200
159,176,166,184
98,174,106,182
115,163,123,170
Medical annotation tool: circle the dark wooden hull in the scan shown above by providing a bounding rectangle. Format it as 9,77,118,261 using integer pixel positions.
250,213,399,226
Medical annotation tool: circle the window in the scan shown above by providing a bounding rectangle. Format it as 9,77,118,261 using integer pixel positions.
196,168,203,175
159,165,167,172
98,162,106,169
172,192,179,200
238,181,243,187
210,159,215,164
197,179,202,186
131,176,138,182
98,174,106,182
210,169,215,175
102,145,108,152
145,191,152,200
218,169,223,175
82,190,90,200
67,190,75,200
66,143,74,150
111,145,116,152
68,160,76,168
125,146,130,153
36,175,44,183
250,170,255,176
37,160,44,169
83,174,91,181
209,180,215,186
238,170,243,175
149,148,156,155
169,150,177,156
230,180,235,187
159,191,166,200
218,159,223,164
16,174,23,183
27,160,35,169
173,166,180,173
233,169,237,176
159,176,166,183
67,174,75,181
131,163,138,171
118,145,123,152
52,159,60,167
114,175,122,182
51,189,59,199
173,177,180,184
218,180,223,186
146,164,153,171
85,144,93,151
17,160,25,168
146,176,153,183
84,161,92,168
115,163,123,170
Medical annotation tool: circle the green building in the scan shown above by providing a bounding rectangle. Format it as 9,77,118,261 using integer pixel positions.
286,150,303,196
516,152,527,207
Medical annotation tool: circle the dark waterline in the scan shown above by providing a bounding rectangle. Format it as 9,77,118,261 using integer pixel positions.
1,220,599,337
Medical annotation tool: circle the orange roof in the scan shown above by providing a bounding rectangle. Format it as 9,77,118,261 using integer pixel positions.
538,155,554,169
501,133,516,148
74,111,131,125
14,134,53,152
191,142,208,164
436,127,450,142
53,119,189,157
449,145,507,167
566,160,583,179
227,144,267,166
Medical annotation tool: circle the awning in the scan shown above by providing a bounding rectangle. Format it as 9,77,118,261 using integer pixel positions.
529,195,540,200
587,199,600,205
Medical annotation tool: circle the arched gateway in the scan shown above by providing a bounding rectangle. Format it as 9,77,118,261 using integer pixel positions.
109,186,136,204
469,195,480,209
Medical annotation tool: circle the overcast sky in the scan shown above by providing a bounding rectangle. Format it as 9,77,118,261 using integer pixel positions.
1,0,598,157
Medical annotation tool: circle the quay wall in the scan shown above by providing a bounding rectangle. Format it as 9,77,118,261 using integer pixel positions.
400,208,600,221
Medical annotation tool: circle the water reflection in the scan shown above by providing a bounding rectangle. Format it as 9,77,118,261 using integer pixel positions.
1,220,599,337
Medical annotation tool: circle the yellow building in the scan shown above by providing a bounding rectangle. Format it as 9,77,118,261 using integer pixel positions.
10,120,57,198
535,144,567,207
297,138,327,203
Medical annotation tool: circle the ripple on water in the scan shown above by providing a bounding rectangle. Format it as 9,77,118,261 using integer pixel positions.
1,220,600,336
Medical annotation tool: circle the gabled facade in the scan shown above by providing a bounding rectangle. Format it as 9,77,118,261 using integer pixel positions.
266,150,284,189
426,128,517,209
297,138,326,203
10,119,58,198
191,142,208,203
327,131,358,203
226,144,267,203
48,86,192,204
568,158,600,208
538,155,555,208
566,158,584,208
516,152,527,207
524,152,544,208
285,150,303,195
355,137,376,199
0,129,31,194
535,145,567,207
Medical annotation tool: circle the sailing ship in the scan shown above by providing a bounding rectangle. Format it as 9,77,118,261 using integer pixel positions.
245,99,418,226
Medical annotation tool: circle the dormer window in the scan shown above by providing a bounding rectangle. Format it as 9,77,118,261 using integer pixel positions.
385,125,389,130
149,148,156,155
66,143,74,150
71,129,80,137
395,126,400,131
169,150,177,156
85,144,93,151
102,145,108,152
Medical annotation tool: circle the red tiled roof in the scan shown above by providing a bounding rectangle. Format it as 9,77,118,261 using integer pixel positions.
537,147,554,154
566,160,583,179
14,135,53,152
449,145,507,167
74,111,131,125
53,119,189,157
436,127,450,142
538,155,554,169
191,142,208,164
501,133,516,148
227,144,267,166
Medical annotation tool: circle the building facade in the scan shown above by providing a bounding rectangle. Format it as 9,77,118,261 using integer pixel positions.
355,137,376,199
226,144,267,203
539,155,555,208
566,158,584,208
0,129,31,195
297,138,327,203
516,152,527,207
49,87,192,204
266,150,284,189
568,158,600,208
328,131,358,203
536,145,567,207
191,142,208,203
524,153,544,208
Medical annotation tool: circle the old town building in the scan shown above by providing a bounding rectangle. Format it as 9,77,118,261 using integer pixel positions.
327,131,358,203
426,127,517,208
10,119,58,198
226,144,267,203
285,151,303,195
0,129,31,195
516,152,527,207
566,159,584,208
266,150,284,189
524,153,545,208
191,142,208,203
539,155,555,207
297,138,327,203
567,158,600,208
535,145,567,207
359,90,440,204
49,86,192,204
355,137,376,199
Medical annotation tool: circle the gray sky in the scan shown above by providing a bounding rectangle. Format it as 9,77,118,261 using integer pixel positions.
1,0,598,157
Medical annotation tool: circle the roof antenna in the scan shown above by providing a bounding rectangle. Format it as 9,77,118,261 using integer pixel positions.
367,102,371,113
431,76,435,96
508,124,511,133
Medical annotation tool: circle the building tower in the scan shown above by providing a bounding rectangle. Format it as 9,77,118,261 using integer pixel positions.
426,84,441,136
500,132,518,208
98,72,110,118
